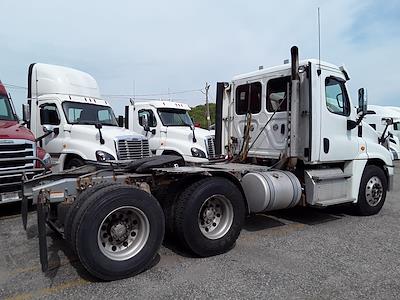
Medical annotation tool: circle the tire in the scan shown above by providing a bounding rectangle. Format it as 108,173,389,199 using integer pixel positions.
173,177,245,257
73,184,165,281
162,151,185,166
355,165,387,216
65,157,85,169
64,182,116,250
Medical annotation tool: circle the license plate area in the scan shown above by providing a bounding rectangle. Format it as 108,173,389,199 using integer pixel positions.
1,192,20,202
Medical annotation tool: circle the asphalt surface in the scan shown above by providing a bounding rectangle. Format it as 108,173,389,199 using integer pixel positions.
1,164,400,299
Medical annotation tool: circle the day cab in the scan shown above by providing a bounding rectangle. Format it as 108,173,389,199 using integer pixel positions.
126,101,216,163
217,50,394,210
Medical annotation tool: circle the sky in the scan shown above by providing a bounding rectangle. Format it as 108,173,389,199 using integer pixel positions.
0,0,399,116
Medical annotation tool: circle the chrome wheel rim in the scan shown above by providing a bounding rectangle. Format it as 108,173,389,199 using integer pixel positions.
198,195,234,240
365,176,383,207
97,206,150,261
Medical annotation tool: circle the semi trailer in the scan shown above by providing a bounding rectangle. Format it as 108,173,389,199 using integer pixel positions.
22,47,394,281
22,64,150,171
0,80,51,205
125,100,216,163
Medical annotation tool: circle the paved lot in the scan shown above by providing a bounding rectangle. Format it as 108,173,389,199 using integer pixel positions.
1,165,400,300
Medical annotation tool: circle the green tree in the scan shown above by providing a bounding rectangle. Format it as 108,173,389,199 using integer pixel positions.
189,103,216,129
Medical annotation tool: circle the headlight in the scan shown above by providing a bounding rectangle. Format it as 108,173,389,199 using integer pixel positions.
96,150,116,161
191,147,206,158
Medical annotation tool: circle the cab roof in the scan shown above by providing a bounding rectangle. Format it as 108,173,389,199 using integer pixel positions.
29,63,101,99
232,59,345,81
134,100,191,111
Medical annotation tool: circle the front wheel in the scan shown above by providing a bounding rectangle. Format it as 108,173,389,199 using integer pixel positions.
355,165,387,216
173,177,246,257
65,157,85,169
73,184,165,281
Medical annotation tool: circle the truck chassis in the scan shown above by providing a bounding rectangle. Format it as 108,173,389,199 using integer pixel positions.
23,156,277,280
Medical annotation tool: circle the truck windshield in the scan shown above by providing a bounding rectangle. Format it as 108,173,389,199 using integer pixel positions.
158,108,193,127
62,101,118,126
0,95,17,121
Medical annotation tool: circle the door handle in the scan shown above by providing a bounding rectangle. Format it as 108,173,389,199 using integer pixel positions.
323,138,330,153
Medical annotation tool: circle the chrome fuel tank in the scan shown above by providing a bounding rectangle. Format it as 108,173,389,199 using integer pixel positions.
241,171,302,213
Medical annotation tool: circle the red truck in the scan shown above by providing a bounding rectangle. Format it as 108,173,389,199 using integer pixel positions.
0,80,50,204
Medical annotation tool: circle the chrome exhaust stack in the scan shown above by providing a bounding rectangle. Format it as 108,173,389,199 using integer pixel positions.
288,46,301,168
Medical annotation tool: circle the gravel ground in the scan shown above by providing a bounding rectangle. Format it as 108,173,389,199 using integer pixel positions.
0,164,399,300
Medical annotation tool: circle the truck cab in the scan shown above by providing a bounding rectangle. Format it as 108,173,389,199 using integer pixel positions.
217,50,393,208
127,101,216,163
0,81,50,204
24,64,150,171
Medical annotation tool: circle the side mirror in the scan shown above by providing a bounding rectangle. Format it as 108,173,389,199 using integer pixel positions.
141,114,150,132
22,104,30,123
117,115,124,127
95,123,103,130
358,88,368,115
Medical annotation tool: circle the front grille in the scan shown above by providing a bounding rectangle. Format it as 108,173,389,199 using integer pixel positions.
0,140,36,202
116,139,150,160
0,140,35,172
207,136,216,159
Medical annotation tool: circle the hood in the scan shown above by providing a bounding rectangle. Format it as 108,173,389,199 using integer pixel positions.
166,126,214,143
69,124,146,142
0,120,35,141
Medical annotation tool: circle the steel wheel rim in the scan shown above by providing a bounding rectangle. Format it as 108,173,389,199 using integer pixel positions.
198,195,234,240
365,176,383,207
97,206,150,261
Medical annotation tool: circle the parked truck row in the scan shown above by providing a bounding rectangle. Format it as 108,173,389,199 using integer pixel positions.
0,64,216,206
21,46,395,281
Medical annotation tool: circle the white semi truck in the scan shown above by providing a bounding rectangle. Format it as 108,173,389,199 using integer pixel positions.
23,47,394,281
364,105,400,160
22,64,150,171
125,100,216,163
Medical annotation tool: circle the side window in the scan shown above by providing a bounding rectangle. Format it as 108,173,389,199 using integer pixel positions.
138,109,157,127
98,109,113,124
369,124,377,130
67,107,83,123
325,77,350,116
40,104,60,125
266,76,290,112
235,82,262,115
394,123,399,131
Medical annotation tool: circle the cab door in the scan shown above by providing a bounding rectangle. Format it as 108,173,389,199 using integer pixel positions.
37,102,65,162
319,72,359,162
137,109,161,154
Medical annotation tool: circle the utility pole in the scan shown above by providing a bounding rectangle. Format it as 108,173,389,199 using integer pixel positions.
205,82,211,129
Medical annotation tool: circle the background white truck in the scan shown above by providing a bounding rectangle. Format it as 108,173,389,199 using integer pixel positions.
24,46,393,281
125,100,216,163
364,105,400,160
23,64,150,170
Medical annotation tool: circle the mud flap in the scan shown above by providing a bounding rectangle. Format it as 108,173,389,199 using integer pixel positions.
37,201,48,272
21,196,28,230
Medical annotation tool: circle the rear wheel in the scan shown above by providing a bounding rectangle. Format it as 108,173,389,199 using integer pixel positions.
73,184,165,281
173,177,245,257
64,182,115,250
355,165,387,216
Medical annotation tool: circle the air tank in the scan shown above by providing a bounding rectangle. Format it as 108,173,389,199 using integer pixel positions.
241,171,302,213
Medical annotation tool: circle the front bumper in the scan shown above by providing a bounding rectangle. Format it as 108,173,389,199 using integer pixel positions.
0,167,47,204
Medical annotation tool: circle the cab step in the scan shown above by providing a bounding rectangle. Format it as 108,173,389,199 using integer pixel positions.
314,198,356,207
